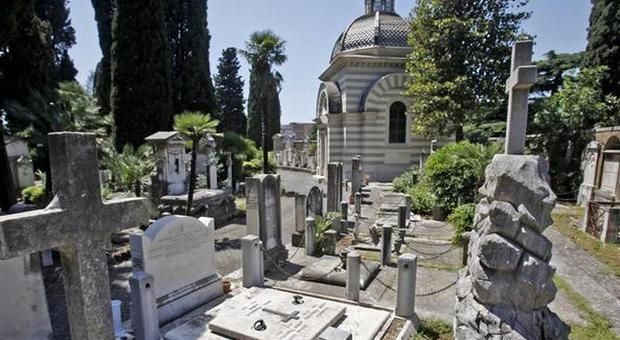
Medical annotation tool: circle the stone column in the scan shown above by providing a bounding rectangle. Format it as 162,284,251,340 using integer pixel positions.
355,193,362,215
381,225,393,266
351,157,361,194
405,195,412,221
226,153,233,189
129,271,159,340
395,254,417,318
327,163,340,212
346,251,361,302
454,155,569,339
295,194,307,233
340,201,349,234
209,165,218,189
241,235,264,288
305,217,317,256
398,205,408,230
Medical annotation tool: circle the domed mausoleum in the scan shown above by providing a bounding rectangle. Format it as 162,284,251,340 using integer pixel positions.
315,0,446,182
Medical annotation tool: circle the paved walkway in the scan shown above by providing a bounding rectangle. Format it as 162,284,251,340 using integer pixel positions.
546,226,620,334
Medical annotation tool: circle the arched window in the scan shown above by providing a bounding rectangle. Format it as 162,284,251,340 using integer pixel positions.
389,101,407,144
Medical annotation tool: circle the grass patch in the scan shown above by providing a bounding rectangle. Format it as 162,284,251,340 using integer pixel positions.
552,208,620,278
414,318,452,340
417,261,461,272
554,275,619,340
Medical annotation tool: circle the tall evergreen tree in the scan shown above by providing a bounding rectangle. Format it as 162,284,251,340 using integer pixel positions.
111,0,173,150
242,30,287,172
167,0,217,117
91,0,114,115
584,0,620,97
214,47,246,135
1,0,61,196
36,0,77,82
407,0,530,141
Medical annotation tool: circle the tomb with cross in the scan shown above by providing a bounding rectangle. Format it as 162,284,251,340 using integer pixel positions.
504,40,537,155
0,132,150,340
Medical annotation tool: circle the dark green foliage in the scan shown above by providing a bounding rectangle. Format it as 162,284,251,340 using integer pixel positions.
0,0,35,49
392,167,419,193
111,0,173,150
407,0,530,140
1,3,60,196
214,48,246,135
36,0,77,82
531,67,620,196
407,183,436,216
168,0,217,116
448,203,476,245
91,0,114,115
242,30,287,168
421,142,501,212
414,318,453,340
464,121,506,145
534,51,584,96
584,0,620,97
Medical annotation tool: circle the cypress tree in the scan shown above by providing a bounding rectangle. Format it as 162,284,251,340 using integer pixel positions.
36,0,77,82
91,0,114,115
167,0,217,117
584,0,620,97
266,74,281,151
214,47,246,135
111,0,173,150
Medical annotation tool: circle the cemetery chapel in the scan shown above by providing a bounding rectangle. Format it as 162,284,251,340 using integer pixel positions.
315,0,442,182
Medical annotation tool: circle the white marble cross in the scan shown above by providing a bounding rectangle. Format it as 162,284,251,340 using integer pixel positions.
0,133,150,340
504,40,538,155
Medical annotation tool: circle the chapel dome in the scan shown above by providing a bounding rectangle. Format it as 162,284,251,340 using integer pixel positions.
330,11,411,61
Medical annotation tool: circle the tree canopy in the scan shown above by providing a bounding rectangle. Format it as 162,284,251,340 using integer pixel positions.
407,0,530,141
584,0,620,97
214,47,246,136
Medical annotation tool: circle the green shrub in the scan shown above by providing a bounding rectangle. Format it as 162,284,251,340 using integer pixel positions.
423,141,501,212
22,185,46,206
448,203,476,245
392,167,419,193
408,183,436,216
315,212,340,252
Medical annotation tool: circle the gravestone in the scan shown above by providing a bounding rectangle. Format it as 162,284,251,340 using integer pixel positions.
307,186,324,218
0,255,52,340
246,174,287,266
578,141,601,206
454,41,569,339
0,132,150,340
209,287,346,340
130,215,222,326
327,162,343,212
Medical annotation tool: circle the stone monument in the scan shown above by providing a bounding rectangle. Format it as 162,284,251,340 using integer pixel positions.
130,215,223,325
0,132,150,340
454,41,569,339
246,174,288,266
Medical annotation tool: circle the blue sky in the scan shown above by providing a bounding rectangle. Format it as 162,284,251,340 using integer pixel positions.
70,0,592,124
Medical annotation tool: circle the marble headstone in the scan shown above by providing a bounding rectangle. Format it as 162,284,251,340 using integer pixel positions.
130,215,223,325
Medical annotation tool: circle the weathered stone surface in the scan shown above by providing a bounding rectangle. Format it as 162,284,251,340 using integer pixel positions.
514,225,552,262
456,154,568,339
479,155,556,232
478,234,523,271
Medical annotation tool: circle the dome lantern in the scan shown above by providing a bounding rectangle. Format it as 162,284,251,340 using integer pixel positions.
365,0,395,14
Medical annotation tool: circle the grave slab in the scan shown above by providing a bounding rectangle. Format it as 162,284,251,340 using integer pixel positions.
164,288,391,340
299,255,381,289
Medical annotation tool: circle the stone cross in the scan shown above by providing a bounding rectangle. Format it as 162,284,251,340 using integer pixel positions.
504,40,538,155
0,132,150,340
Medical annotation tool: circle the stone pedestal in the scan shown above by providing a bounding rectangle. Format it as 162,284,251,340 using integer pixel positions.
346,251,361,302
454,155,569,339
129,271,159,340
242,235,264,288
395,254,417,318
381,225,393,266
305,217,317,256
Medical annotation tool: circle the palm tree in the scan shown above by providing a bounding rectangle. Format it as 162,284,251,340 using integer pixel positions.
241,30,287,173
104,144,154,197
174,111,219,214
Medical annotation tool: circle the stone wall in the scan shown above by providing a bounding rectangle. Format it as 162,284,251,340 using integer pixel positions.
277,167,327,195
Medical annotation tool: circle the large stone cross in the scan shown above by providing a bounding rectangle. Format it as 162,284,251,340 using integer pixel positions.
0,133,149,340
504,40,538,155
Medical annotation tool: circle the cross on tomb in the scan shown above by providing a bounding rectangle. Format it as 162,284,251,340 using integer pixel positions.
0,133,150,340
504,40,538,155
262,307,301,322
